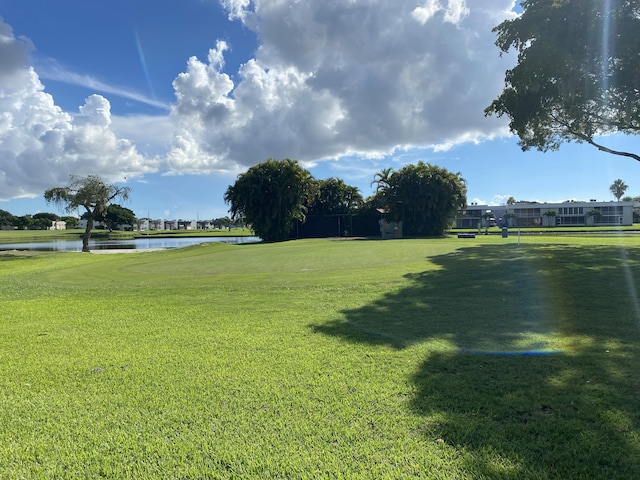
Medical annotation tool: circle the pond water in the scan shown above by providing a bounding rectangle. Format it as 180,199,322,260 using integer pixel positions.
0,236,261,252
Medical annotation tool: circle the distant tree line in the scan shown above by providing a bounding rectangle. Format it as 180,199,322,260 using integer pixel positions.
0,207,244,232
80,204,137,232
225,158,467,242
0,210,79,230
0,204,139,232
4,161,468,247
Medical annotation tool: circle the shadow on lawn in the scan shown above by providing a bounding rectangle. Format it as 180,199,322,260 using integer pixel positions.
314,243,640,478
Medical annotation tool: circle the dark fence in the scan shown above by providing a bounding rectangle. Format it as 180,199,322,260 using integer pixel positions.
291,214,380,239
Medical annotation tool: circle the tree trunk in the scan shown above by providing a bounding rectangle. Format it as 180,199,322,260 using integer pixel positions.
82,218,93,252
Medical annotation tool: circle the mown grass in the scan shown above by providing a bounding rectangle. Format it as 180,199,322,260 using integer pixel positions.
0,229,87,243
1,235,640,478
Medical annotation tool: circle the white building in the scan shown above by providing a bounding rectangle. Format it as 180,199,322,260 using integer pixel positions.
197,220,213,230
164,220,179,230
177,220,197,230
456,201,635,229
49,220,67,230
137,218,164,231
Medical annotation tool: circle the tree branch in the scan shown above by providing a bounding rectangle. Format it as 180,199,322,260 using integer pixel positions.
572,130,640,162
551,111,640,162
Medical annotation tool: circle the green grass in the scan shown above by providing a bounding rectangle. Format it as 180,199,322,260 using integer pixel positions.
0,228,86,243
2,235,640,478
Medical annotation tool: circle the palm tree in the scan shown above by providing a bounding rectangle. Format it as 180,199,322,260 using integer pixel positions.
482,210,494,233
610,179,628,201
370,167,394,193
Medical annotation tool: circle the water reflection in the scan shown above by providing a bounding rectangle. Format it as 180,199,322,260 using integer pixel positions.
0,236,261,252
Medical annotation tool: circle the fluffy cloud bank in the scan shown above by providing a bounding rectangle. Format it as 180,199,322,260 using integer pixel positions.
1,1,518,199
167,0,516,172
0,19,155,200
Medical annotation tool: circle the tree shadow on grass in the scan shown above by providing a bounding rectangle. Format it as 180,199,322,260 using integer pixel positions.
313,243,640,477
412,350,640,478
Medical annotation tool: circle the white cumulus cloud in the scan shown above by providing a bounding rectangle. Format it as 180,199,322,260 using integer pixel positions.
166,0,517,173
412,0,470,25
1,1,519,199
0,18,157,200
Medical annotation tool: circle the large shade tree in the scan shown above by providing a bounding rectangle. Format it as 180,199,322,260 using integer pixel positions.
485,0,640,162
307,178,363,216
375,162,467,237
212,217,232,230
0,209,16,228
88,204,137,232
44,175,131,252
14,215,33,230
62,216,79,228
224,159,315,242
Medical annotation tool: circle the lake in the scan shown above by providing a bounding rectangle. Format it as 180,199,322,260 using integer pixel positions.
0,236,261,252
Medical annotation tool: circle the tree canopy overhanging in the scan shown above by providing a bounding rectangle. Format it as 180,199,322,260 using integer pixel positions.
485,0,640,162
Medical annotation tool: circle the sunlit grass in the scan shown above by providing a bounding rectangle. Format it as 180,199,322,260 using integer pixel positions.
1,235,640,478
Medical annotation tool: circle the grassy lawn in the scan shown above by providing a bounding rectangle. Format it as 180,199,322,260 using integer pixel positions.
0,229,88,243
1,235,640,478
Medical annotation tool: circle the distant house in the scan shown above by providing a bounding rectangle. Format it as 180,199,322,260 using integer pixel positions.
79,219,134,231
137,218,164,231
49,220,67,230
137,218,150,231
456,200,635,228
177,220,197,230
197,220,213,230
164,220,178,230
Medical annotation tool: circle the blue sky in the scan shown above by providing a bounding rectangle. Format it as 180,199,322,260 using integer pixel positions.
1,0,638,220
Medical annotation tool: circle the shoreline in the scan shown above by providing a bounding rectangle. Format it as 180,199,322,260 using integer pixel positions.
89,248,165,254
